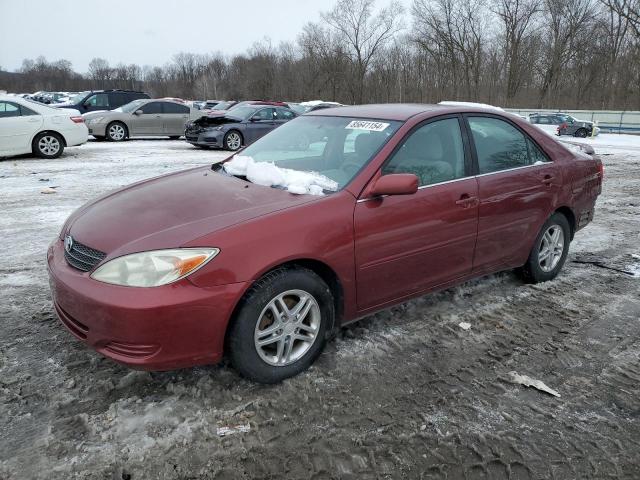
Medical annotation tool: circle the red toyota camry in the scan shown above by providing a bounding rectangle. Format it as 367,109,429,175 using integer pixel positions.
48,104,603,383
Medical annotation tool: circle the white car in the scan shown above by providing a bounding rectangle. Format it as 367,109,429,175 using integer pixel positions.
0,95,88,159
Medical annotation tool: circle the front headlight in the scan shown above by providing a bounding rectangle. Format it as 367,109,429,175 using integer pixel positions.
90,248,219,287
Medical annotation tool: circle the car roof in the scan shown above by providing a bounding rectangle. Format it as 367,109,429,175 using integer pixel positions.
304,103,501,121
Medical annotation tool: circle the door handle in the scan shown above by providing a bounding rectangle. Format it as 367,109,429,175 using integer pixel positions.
455,194,478,208
542,174,555,185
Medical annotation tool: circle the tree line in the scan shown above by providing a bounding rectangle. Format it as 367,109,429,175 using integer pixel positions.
2,0,640,110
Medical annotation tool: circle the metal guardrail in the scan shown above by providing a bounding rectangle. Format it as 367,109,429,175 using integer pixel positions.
505,108,640,134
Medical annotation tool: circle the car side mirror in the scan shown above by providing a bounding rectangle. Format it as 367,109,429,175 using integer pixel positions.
134,110,143,115
370,174,418,197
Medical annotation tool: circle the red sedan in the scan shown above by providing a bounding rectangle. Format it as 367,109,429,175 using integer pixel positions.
48,104,603,383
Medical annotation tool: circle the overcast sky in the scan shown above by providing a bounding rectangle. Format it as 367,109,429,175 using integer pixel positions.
0,0,410,73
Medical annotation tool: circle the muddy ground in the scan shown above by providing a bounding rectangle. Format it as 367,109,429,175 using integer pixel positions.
1,138,639,479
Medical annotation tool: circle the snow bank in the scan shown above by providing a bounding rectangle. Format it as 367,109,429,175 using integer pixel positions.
224,155,338,195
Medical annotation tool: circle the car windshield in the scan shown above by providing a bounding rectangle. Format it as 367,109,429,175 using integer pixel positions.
116,99,147,113
70,91,90,104
226,106,259,119
219,116,402,194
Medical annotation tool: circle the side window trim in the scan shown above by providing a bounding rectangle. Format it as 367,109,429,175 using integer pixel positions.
462,113,552,177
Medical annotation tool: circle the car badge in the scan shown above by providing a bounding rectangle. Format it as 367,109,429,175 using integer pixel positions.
64,235,74,253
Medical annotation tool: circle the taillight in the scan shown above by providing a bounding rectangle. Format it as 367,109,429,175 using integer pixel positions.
597,161,604,180
70,116,84,123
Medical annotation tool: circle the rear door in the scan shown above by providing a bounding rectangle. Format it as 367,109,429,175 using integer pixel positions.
354,116,479,311
130,101,164,135
465,115,561,272
0,101,42,155
161,102,190,135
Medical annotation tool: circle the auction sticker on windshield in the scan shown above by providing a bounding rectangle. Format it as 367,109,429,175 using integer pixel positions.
345,120,390,132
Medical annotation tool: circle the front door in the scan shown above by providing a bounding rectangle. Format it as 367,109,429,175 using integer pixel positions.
245,107,276,144
354,116,479,311
130,101,164,135
465,115,561,271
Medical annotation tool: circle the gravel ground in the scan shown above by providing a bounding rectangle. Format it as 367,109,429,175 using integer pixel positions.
1,137,639,480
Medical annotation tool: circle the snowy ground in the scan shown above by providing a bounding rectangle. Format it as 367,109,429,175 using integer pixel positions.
1,137,640,479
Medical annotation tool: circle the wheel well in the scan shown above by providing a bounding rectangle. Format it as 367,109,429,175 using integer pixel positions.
225,129,243,142
107,121,129,136
224,259,345,349
555,206,576,239
32,130,67,147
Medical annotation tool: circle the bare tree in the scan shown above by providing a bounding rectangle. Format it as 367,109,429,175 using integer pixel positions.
493,0,541,103
322,0,404,103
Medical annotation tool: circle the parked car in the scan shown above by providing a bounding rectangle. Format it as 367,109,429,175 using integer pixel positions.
202,100,222,110
185,104,297,150
54,89,150,114
0,94,88,158
201,100,238,116
84,99,203,141
48,104,602,383
529,113,600,137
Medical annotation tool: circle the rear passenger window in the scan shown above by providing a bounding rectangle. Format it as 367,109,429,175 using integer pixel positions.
0,102,21,118
382,118,466,186
468,117,533,174
163,102,189,114
528,139,549,164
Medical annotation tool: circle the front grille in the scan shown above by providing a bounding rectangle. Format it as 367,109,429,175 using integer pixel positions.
64,239,106,272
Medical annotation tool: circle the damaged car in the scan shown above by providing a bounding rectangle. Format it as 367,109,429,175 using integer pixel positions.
48,104,603,383
185,104,297,150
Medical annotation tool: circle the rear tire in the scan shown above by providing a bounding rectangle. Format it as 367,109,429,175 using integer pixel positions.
33,132,64,159
228,267,333,383
106,122,128,142
519,213,570,283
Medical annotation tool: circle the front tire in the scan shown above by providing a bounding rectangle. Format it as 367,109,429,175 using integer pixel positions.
224,130,243,151
33,132,64,158
575,128,588,138
106,122,128,142
228,267,333,383
519,213,570,283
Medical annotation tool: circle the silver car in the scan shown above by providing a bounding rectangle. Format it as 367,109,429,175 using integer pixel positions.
84,99,204,141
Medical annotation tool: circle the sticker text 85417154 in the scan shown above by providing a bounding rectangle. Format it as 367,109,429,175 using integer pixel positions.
345,120,390,132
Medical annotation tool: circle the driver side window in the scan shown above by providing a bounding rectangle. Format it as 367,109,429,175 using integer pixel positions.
85,93,109,107
252,108,274,121
382,118,466,186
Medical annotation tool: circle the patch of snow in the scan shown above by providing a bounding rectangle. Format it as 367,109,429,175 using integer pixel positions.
458,322,471,330
224,155,338,195
439,101,504,111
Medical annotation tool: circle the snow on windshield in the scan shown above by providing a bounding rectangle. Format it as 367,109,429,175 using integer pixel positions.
224,155,338,196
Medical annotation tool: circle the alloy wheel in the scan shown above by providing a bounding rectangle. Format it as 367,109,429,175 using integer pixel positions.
108,124,126,141
226,132,241,150
538,224,564,272
254,289,321,366
38,136,60,156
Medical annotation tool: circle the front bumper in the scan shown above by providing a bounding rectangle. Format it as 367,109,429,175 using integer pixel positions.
185,130,224,148
47,238,247,370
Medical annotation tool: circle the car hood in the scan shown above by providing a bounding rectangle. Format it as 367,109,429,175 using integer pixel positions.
66,166,319,257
